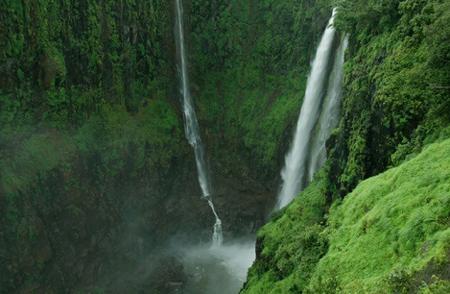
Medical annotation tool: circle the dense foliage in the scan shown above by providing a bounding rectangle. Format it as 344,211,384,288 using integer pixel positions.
308,138,450,293
328,0,450,198
1,0,333,290
243,0,450,293
0,2,192,292
0,0,173,125
243,138,450,293
1,0,449,292
243,173,329,293
187,0,333,181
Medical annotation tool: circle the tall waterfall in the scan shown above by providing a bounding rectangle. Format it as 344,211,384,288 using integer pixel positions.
174,0,223,246
308,35,349,181
276,10,339,210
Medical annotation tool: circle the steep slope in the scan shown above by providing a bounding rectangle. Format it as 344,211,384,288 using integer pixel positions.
328,0,450,199
242,172,329,293
0,1,333,292
243,0,450,292
187,0,333,183
243,138,450,294
307,139,450,293
0,2,199,292
0,1,260,292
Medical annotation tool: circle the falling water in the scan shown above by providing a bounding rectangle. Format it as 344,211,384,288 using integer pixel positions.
174,0,223,246
276,9,338,210
308,35,349,181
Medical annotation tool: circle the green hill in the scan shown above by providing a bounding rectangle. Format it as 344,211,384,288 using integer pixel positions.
243,138,450,293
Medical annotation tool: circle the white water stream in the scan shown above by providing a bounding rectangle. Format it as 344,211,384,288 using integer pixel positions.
276,9,338,209
308,35,349,181
174,0,223,246
173,5,348,293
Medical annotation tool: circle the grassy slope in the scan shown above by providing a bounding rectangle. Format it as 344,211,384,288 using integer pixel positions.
309,138,450,293
242,173,329,293
244,1,450,292
243,138,450,293
243,0,450,293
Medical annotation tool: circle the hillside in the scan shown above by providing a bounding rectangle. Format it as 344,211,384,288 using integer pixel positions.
243,0,450,292
243,138,450,293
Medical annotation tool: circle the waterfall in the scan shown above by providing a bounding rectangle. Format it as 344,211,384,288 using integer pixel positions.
308,35,349,181
276,10,338,210
174,0,223,246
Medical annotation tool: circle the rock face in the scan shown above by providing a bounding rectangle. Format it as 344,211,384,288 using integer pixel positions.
0,124,279,293
0,126,276,293
1,1,331,292
9,0,450,293
0,1,283,291
212,166,275,239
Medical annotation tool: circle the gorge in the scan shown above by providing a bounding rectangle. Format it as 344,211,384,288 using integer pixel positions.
0,0,449,293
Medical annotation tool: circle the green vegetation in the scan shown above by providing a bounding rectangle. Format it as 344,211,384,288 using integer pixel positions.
328,0,450,198
1,0,449,292
1,1,323,291
0,0,172,125
309,138,450,293
244,0,450,293
243,138,450,294
243,172,329,293
0,100,186,292
187,0,333,181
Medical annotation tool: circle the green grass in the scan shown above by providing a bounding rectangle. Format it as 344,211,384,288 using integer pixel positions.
242,171,329,293
308,138,450,293
243,138,450,293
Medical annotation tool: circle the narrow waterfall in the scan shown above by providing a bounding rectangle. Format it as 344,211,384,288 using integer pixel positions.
276,10,338,210
174,0,223,246
308,35,349,181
